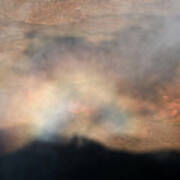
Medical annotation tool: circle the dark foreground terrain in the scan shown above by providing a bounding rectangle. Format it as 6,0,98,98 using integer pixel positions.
0,1,180,179
0,138,180,180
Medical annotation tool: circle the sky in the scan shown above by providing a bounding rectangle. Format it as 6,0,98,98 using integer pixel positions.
0,0,180,153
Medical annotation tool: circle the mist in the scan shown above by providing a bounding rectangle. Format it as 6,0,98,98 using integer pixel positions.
0,0,180,153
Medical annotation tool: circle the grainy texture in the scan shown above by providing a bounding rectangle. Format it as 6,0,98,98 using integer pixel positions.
0,0,180,153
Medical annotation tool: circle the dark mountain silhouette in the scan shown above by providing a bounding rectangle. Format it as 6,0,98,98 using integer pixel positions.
0,137,180,179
